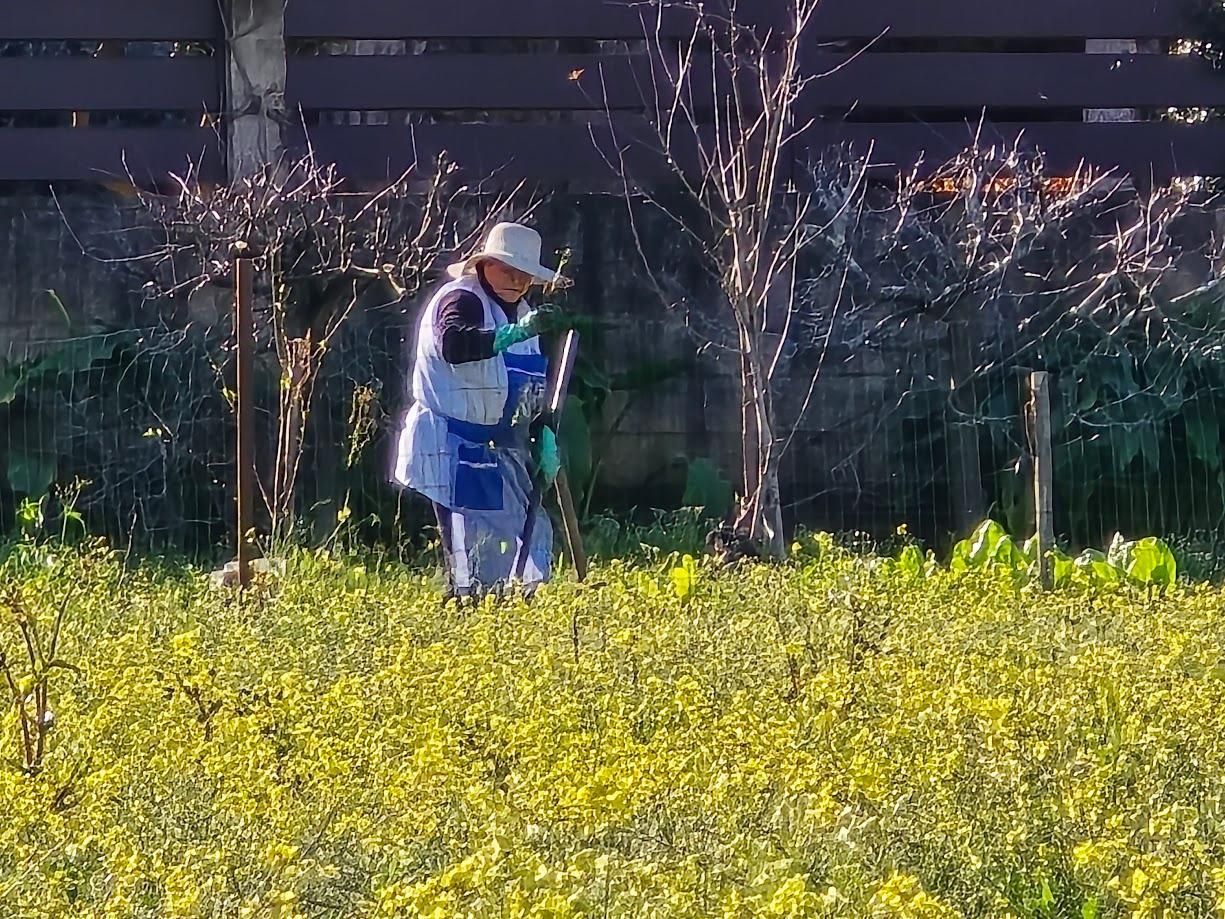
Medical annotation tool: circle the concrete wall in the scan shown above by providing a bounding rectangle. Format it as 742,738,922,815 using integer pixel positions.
0,191,144,349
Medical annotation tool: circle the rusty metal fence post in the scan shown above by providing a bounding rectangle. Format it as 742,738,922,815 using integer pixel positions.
235,257,256,588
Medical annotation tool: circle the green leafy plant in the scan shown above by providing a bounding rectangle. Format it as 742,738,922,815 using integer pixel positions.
943,519,1180,591
1068,549,1121,589
561,348,693,520
951,519,1029,574
1109,533,1178,590
895,544,928,580
538,296,695,522
582,508,712,562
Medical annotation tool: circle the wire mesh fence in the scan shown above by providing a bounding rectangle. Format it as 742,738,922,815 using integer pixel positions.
1,326,231,558
777,274,1225,573
4,150,1225,567
0,317,427,563
4,299,1224,569
792,352,1207,553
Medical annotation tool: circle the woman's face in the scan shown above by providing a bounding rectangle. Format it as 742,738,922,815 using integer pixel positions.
481,259,534,303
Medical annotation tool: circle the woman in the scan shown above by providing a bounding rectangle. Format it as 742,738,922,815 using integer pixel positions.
393,223,565,598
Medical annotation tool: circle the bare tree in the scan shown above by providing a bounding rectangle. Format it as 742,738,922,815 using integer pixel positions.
603,0,1215,553
135,148,524,544
600,0,865,557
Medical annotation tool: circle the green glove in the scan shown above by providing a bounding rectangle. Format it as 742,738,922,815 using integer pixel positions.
493,308,555,354
533,426,561,485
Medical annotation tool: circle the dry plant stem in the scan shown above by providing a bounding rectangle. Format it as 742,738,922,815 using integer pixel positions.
2,586,74,775
0,649,34,772
18,620,45,769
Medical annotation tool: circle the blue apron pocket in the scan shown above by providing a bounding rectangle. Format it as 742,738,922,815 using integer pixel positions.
503,351,550,425
454,443,503,511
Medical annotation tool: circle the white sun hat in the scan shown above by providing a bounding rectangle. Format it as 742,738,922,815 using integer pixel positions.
446,222,570,286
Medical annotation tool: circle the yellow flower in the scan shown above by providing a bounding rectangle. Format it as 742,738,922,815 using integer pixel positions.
5,541,1225,917
170,627,201,656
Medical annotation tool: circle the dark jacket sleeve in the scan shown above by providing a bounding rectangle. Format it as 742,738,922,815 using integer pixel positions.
435,290,496,364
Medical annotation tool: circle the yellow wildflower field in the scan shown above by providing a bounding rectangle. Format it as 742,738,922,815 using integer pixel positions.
2,539,1225,918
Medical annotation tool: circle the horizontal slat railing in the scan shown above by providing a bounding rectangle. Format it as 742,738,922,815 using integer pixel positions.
289,55,656,111
797,52,1225,110
11,51,1203,123
285,0,697,39
289,52,1225,114
285,0,1192,41
0,129,224,182
807,0,1191,40
1,0,1218,183
4,2,220,40
301,120,1225,185
1,1,223,183
303,123,654,184
0,59,220,111
820,122,1225,180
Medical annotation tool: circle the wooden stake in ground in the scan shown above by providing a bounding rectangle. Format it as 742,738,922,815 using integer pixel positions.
551,332,588,582
1028,371,1054,589
555,470,588,582
235,257,256,589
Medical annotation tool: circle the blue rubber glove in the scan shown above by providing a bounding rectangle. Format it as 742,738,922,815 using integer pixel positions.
493,308,553,354
534,426,561,485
